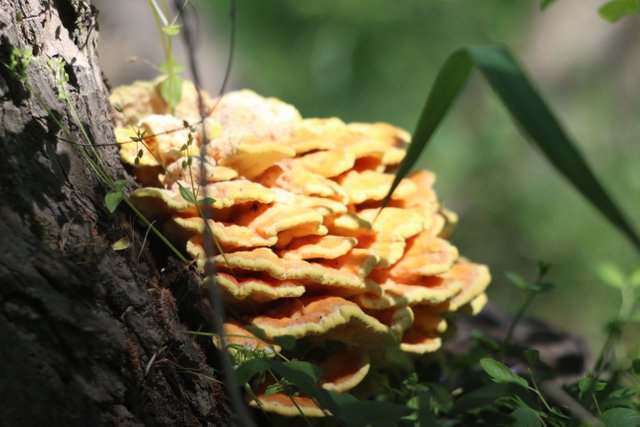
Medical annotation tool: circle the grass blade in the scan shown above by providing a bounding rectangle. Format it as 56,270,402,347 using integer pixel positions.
381,45,640,252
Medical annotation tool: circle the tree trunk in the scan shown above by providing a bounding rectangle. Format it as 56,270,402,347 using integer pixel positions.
0,1,230,425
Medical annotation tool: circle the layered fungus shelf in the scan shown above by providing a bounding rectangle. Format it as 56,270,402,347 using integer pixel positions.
111,80,490,416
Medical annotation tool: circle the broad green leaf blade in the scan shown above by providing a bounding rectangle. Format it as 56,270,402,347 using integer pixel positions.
234,357,269,385
177,182,197,204
505,271,530,291
111,237,131,251
379,49,473,215
468,46,640,251
599,0,640,22
599,407,640,427
268,360,322,386
381,45,640,253
160,74,183,112
243,325,268,341
162,23,182,36
113,179,128,190
331,400,412,427
480,358,529,388
272,335,296,351
196,197,216,206
597,263,627,289
451,383,530,414
263,383,283,397
523,349,541,367
511,407,543,427
104,190,124,213
417,388,439,427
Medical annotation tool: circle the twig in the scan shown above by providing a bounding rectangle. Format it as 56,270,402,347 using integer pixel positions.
540,382,604,427
174,1,253,426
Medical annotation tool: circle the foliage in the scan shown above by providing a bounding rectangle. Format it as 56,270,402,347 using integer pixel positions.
147,0,184,111
127,2,640,424
197,10,639,420
203,0,640,352
379,46,640,252
7,1,640,425
541,0,640,22
210,264,639,426
599,0,640,22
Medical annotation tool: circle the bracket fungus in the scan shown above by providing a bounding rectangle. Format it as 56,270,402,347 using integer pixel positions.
111,80,491,417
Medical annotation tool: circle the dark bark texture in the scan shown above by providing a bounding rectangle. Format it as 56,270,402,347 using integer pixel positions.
0,1,230,425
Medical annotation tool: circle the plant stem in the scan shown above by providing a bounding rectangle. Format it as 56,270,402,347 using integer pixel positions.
540,382,604,427
502,290,536,355
176,2,253,425
123,198,188,263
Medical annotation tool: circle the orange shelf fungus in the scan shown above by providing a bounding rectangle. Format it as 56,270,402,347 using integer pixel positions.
249,387,326,417
112,79,491,417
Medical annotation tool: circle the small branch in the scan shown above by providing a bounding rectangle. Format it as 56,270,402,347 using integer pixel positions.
175,1,253,426
540,382,604,427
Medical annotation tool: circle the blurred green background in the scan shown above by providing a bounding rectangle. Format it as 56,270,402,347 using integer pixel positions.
96,0,640,351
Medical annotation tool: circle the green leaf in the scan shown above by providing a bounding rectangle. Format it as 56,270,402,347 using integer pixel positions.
177,183,197,204
602,386,640,409
452,383,529,414
263,382,285,397
242,325,268,341
417,388,439,427
264,359,340,413
425,382,453,414
104,190,124,213
598,263,627,289
523,349,540,367
195,197,216,206
505,272,553,293
272,335,296,351
540,0,558,10
599,407,640,427
331,400,412,427
505,271,529,290
262,360,406,425
111,237,131,251
537,261,552,279
630,269,640,288
113,179,128,190
162,23,182,36
606,319,624,337
534,282,555,293
599,0,640,23
480,358,529,388
379,45,640,254
269,360,322,387
160,74,183,112
234,357,269,384
577,372,607,400
632,358,640,375
511,407,543,427
159,58,185,74
471,331,502,352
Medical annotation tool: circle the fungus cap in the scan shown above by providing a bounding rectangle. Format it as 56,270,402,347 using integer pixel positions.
248,389,325,417
207,272,306,305
250,296,394,347
112,82,493,418
214,320,280,357
318,349,370,393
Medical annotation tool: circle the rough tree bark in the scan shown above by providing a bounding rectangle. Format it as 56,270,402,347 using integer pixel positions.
0,1,231,425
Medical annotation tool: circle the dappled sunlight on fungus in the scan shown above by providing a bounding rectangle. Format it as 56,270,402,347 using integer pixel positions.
111,79,491,417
